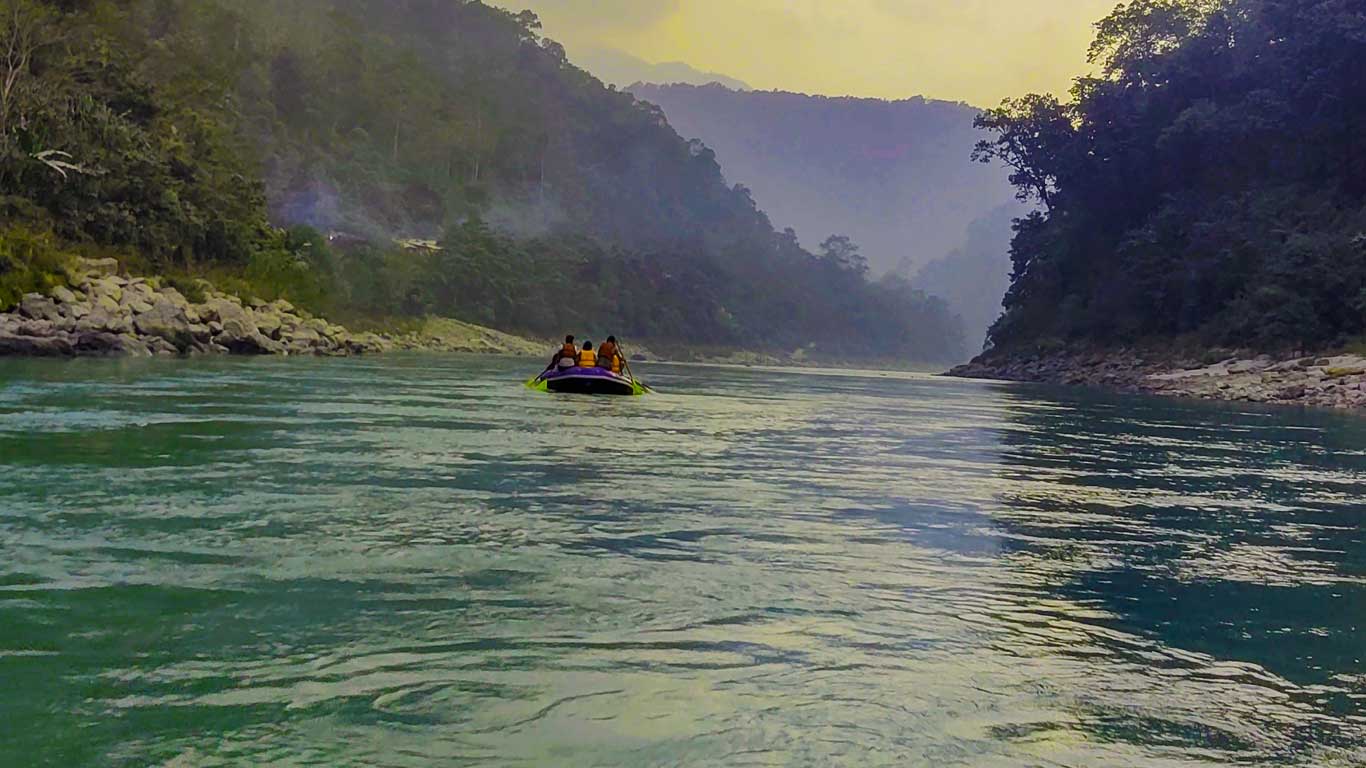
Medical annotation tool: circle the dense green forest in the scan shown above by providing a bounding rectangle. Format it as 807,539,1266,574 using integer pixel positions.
0,0,965,361
976,0,1366,352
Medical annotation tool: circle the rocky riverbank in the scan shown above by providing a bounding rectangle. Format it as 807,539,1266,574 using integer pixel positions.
947,348,1366,410
0,257,543,358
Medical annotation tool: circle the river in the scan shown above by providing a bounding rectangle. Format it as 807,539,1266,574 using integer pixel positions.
2,354,1364,766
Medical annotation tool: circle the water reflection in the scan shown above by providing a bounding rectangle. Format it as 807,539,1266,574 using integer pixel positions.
988,386,1366,763
0,357,1363,766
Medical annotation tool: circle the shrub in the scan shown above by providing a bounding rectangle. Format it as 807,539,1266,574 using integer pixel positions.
161,275,208,304
0,228,73,311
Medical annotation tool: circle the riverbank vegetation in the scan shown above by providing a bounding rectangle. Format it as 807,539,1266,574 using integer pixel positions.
0,0,966,363
975,0,1366,354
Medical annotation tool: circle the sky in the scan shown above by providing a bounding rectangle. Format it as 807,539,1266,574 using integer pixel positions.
503,0,1122,106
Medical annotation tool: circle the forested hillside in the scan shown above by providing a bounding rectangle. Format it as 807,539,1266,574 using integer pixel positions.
976,0,1366,352
0,0,966,362
627,84,1019,276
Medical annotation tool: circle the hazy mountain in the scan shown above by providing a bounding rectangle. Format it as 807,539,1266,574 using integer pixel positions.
577,48,751,91
910,206,1018,354
627,84,1018,277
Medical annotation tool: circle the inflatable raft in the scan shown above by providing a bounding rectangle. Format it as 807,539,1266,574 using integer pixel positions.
527,366,649,396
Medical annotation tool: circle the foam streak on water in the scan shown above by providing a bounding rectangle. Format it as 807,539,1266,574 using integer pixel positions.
1,355,1364,767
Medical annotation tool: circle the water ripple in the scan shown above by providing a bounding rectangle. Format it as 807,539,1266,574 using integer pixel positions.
1,355,1364,766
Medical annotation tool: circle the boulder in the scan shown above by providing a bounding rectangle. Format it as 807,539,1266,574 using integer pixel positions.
89,278,123,304
146,337,180,356
133,299,195,352
129,299,155,315
72,331,127,356
161,287,191,308
16,318,74,336
118,334,152,357
1277,384,1307,400
1269,358,1307,373
216,314,284,355
1325,367,1366,379
82,257,120,277
289,327,322,345
353,333,390,353
19,294,62,323
51,285,78,304
0,332,73,356
77,306,134,336
218,315,253,340
254,310,283,340
200,297,251,326
120,282,154,307
61,300,92,321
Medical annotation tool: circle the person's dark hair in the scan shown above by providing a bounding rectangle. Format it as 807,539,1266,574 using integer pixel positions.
606,336,616,343
565,335,575,344
583,341,594,350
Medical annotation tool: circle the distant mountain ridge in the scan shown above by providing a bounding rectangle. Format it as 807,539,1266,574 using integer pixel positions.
626,83,1019,277
576,48,751,91
627,83,1022,349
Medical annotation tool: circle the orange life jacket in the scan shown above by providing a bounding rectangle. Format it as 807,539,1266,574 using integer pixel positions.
561,342,576,358
577,348,597,367
598,343,621,373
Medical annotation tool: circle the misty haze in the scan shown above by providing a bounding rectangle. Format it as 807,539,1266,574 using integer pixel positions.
3,1,1365,766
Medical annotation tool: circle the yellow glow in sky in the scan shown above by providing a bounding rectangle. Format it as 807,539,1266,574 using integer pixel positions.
507,0,1121,105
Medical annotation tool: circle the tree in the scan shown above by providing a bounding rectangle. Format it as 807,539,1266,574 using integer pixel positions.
0,0,54,138
1088,0,1217,83
819,234,868,277
972,94,1077,210
976,0,1366,351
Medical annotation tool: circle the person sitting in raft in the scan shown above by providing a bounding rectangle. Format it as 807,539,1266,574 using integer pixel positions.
597,336,623,375
549,335,578,369
577,341,598,368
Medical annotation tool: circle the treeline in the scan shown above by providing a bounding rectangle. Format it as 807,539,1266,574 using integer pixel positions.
976,0,1366,351
0,0,966,362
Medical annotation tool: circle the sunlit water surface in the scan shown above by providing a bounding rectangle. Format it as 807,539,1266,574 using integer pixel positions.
2,355,1365,767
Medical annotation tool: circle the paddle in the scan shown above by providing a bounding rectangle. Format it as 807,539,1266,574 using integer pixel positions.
528,342,575,387
615,341,653,394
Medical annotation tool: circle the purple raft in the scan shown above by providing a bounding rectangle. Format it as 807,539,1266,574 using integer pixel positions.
530,366,645,396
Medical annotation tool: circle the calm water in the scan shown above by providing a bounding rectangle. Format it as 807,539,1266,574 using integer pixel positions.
2,355,1365,767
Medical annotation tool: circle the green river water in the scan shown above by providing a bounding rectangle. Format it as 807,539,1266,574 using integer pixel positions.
1,354,1364,766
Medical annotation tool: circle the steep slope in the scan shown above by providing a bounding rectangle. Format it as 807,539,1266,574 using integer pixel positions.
0,0,967,362
975,0,1366,353
627,84,1019,276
